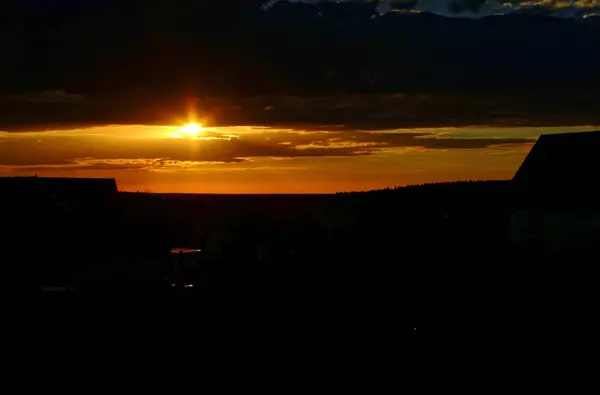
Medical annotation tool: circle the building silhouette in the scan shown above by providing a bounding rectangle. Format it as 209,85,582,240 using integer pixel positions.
0,176,120,286
509,130,600,250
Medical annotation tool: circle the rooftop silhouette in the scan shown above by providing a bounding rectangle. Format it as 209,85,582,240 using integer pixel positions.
513,130,600,206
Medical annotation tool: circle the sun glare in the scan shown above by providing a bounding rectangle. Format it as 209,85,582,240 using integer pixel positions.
170,122,204,138
180,122,203,136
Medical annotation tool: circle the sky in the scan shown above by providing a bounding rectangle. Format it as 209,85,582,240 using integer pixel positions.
1,123,597,193
2,1,597,194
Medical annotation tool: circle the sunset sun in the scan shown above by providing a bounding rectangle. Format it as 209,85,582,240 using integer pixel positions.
179,122,203,136
170,122,204,138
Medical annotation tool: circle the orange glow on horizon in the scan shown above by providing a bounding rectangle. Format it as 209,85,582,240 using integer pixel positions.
2,124,598,194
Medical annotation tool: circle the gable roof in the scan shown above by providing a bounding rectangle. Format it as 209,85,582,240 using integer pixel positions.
30,176,117,199
512,130,600,202
0,176,117,193
0,176,119,217
0,177,121,284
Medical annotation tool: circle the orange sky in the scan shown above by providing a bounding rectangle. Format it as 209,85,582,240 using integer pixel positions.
1,124,597,193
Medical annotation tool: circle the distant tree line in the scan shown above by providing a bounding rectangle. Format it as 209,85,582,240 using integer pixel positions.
115,179,515,279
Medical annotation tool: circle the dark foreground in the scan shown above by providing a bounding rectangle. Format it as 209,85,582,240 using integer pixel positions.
38,247,593,342
32,182,598,344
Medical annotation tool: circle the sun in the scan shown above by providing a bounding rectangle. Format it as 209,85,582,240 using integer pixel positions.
169,122,204,138
178,122,203,136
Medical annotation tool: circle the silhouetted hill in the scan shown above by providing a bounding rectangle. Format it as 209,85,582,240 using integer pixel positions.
37,175,596,338
100,179,515,330
2,1,598,98
39,178,596,336
116,180,515,271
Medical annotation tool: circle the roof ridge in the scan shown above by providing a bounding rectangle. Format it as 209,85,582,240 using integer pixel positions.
30,177,75,216
513,130,600,185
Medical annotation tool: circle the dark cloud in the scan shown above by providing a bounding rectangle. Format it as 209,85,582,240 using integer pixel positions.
352,132,532,149
8,90,86,104
0,127,534,169
2,0,598,100
13,162,151,173
238,129,534,149
2,92,599,133
270,0,600,17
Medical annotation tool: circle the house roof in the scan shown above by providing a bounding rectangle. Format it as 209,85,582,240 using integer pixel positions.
28,176,117,198
513,130,600,201
1,177,121,282
0,176,117,193
0,176,119,217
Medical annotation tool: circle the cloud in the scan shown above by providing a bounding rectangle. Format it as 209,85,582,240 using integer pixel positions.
8,90,86,104
271,0,600,17
9,159,154,173
0,125,535,171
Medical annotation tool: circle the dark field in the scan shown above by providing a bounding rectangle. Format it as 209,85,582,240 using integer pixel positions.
36,180,598,341
38,181,514,334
